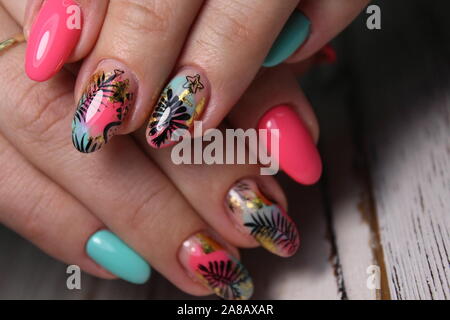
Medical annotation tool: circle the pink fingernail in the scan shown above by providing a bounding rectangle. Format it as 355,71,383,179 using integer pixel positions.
25,0,82,82
258,105,322,185
315,44,337,65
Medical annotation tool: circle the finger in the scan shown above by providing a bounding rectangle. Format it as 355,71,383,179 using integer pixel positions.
71,0,204,153
284,0,369,64
139,129,300,257
287,43,337,76
23,0,109,81
0,12,252,299
0,5,148,283
0,133,114,280
1,0,109,81
139,66,315,256
229,65,322,185
145,0,305,149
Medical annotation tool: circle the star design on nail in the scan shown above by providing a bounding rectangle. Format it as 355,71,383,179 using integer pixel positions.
183,74,204,94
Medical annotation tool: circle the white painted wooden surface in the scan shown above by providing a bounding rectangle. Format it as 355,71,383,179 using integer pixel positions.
0,0,448,300
343,0,450,299
305,75,382,300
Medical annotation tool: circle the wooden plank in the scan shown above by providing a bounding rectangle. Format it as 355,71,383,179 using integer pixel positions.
303,66,385,299
343,0,450,299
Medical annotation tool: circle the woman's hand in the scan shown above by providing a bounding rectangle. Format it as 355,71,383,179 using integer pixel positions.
0,3,321,299
6,0,367,156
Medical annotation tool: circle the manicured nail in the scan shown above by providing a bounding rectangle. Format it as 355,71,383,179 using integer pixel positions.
179,232,253,300
146,68,209,148
258,105,322,185
263,10,310,68
72,62,136,153
315,44,337,65
86,230,151,284
226,179,300,257
26,0,82,81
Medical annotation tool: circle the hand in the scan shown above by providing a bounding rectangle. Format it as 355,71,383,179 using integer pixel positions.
0,4,321,299
8,0,367,155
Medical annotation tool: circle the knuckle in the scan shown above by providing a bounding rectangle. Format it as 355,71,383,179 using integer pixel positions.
126,182,172,230
12,81,72,144
206,1,256,46
17,186,56,244
0,52,72,145
20,208,47,244
0,147,19,191
111,0,172,35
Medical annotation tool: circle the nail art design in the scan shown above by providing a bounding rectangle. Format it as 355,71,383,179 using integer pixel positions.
180,232,253,300
227,180,300,257
72,69,134,153
26,0,82,81
147,70,208,148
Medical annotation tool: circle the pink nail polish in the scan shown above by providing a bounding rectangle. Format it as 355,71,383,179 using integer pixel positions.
25,0,82,82
315,44,337,65
258,105,322,185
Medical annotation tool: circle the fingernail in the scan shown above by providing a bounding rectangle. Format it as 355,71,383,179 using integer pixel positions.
226,179,300,257
258,105,322,185
146,68,209,149
86,230,151,284
26,0,82,81
315,44,337,65
263,10,310,68
72,61,136,153
179,232,253,300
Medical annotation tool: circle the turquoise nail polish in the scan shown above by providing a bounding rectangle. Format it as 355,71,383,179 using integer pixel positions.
263,11,311,68
86,230,151,284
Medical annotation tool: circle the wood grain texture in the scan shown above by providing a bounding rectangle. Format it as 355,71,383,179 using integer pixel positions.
303,70,382,300
342,0,450,300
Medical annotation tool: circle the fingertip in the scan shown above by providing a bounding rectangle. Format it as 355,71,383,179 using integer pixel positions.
25,0,82,82
258,105,323,186
65,0,109,62
82,256,118,280
225,178,300,257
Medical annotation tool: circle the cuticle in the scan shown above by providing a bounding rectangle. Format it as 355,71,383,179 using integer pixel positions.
96,58,140,85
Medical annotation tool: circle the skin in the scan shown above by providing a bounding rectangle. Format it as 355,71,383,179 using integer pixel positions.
0,4,318,297
9,0,368,137
0,0,368,297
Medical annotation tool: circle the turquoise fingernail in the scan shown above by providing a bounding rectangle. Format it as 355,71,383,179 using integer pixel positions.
86,230,151,284
263,11,311,68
